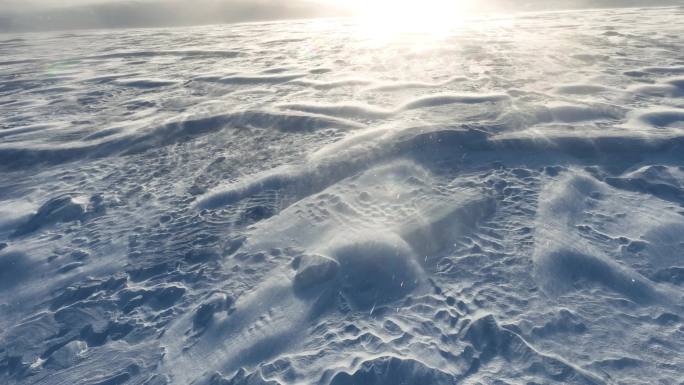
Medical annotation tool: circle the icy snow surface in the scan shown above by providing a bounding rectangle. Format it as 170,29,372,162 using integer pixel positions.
1,6,684,385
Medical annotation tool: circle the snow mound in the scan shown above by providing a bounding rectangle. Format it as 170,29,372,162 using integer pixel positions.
328,356,454,385
13,195,101,237
330,236,421,309
630,108,684,129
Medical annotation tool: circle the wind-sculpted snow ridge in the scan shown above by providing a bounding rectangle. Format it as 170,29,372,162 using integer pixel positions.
534,170,680,304
0,111,361,170
167,161,495,383
280,93,510,121
2,6,684,385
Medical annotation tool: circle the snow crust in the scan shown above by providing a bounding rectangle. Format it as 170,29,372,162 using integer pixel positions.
1,6,684,385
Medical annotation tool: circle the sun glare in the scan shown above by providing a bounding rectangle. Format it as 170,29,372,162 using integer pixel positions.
343,0,478,39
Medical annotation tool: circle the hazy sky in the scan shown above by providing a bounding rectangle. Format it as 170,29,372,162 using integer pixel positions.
1,0,679,12
1,0,112,11
1,0,682,32
2,0,327,11
0,0,343,32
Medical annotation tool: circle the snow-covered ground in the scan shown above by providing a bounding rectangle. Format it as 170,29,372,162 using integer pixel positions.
1,6,684,385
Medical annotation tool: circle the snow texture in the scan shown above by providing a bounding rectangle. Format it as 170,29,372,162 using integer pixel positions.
1,6,684,385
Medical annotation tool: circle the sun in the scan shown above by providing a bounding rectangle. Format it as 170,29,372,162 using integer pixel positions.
335,0,478,38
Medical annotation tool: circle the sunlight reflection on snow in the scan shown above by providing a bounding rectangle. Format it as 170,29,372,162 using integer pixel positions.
350,0,475,41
